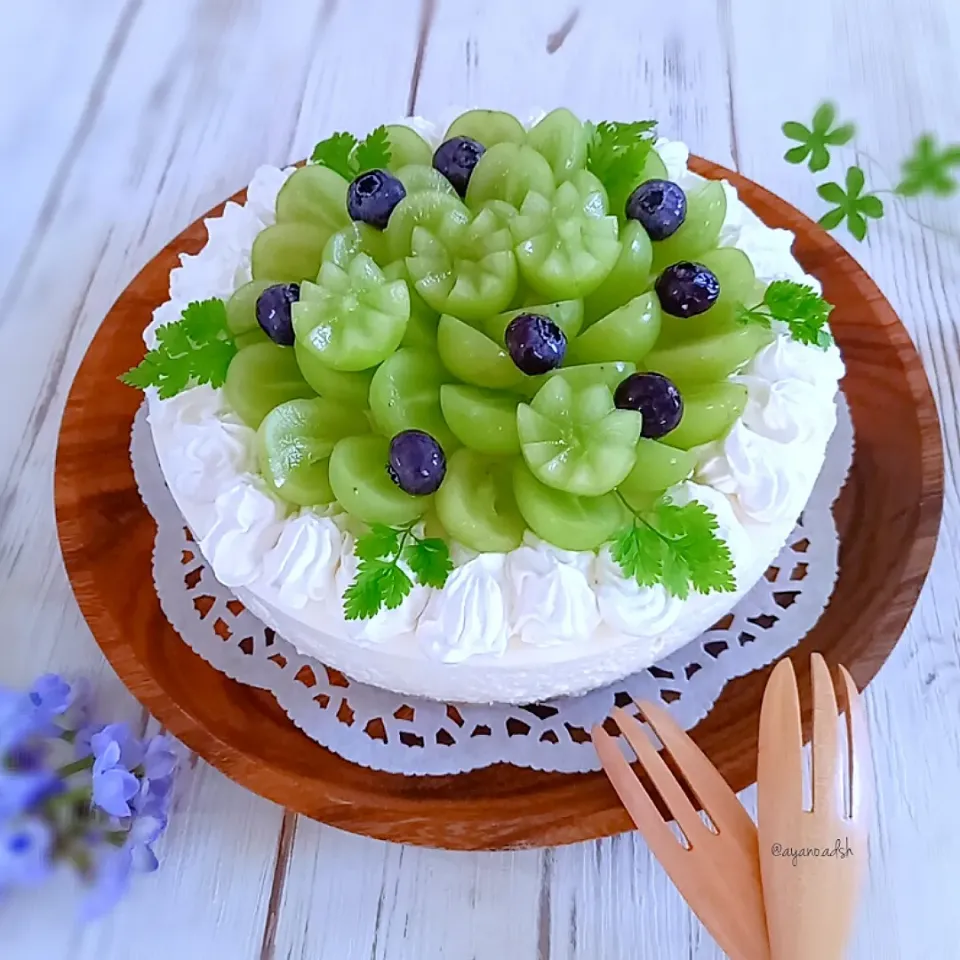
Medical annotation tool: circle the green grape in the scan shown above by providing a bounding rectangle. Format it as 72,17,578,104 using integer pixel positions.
583,220,654,324
423,505,450,542
293,248,409,371
324,221,389,270
567,292,661,365
384,124,434,169
293,340,374,407
275,165,350,232
368,348,456,450
226,279,275,337
484,298,584,344
328,435,429,526
513,461,625,551
439,384,520,455
465,143,556,210
537,360,636,394
251,223,331,283
444,109,527,147
526,108,589,182
517,377,641,496
436,449,526,553
437,314,526,391
616,438,697,507
235,328,270,350
224,342,316,428
510,183,621,299
404,206,518,321
257,398,368,506
382,260,440,349
384,190,470,263
395,164,457,196
644,324,773,385
650,180,727,274
666,381,747,450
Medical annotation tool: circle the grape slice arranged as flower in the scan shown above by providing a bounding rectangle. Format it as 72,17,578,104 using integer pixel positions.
119,108,834,617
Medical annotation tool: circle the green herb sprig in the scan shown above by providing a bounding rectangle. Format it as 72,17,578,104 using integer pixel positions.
310,126,392,179
586,119,658,207
610,498,736,600
782,102,960,241
736,280,834,349
343,522,453,621
120,298,235,398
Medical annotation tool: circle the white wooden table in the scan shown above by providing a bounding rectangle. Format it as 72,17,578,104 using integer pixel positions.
2,1,959,956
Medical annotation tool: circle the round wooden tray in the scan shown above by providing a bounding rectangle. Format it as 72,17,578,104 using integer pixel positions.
55,158,943,850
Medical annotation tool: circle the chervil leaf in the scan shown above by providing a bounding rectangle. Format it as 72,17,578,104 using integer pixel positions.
895,134,960,197
379,563,414,610
354,125,392,174
120,298,236,399
782,102,856,172
405,537,453,589
355,524,402,561
611,500,735,599
586,119,658,210
750,280,834,347
311,131,359,179
734,303,772,329
343,560,401,620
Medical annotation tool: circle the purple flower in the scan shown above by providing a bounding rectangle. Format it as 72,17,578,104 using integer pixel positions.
0,818,53,890
0,767,61,819
28,675,72,716
89,724,145,770
91,741,139,818
1,688,42,755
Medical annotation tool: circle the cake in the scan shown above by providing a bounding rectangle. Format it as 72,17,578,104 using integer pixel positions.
127,108,844,704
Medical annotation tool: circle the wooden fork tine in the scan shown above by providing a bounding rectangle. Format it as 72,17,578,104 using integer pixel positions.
638,699,759,851
811,653,841,813
611,708,709,846
838,665,872,823
591,723,690,867
758,657,804,814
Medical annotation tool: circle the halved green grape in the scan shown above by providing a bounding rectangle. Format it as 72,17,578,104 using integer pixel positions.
436,449,525,552
235,328,270,350
405,206,518,321
275,165,350,232
536,360,636,394
293,250,409,371
251,222,331,283
666,381,747,450
368,348,456,449
517,377,641,496
226,279,275,337
294,340,373,407
510,184,621,299
567,292,661,365
324,221,389,270
526,108,589,182
644,324,773,385
257,398,368,506
616,438,697,507
465,143,556,210
382,260,440,349
440,384,520,455
582,220,654,323
513,461,625,551
650,180,727,273
395,163,457,196
484,298,584,344
383,190,471,263
423,505,450,542
436,315,526,391
384,124,434,169
328,434,429,526
444,109,527,147
224,342,316,428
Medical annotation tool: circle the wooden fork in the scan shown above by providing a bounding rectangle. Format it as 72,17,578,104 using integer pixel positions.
592,701,770,960
758,655,871,960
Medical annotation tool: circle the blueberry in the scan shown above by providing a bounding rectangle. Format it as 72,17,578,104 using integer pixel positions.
432,136,485,197
505,313,567,375
655,261,720,318
388,430,446,496
614,373,683,439
625,179,687,241
256,283,300,346
347,169,406,230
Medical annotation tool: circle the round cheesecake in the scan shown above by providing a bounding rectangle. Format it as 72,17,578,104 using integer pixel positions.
143,111,844,704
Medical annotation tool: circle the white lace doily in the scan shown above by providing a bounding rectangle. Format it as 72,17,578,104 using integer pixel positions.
131,397,853,775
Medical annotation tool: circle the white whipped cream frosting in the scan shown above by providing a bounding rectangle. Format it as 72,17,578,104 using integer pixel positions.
145,126,844,691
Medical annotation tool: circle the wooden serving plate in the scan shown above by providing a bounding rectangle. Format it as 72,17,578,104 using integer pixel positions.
55,158,943,850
